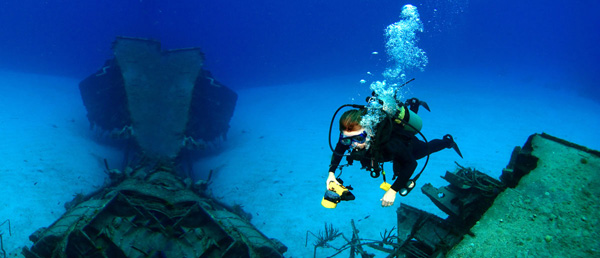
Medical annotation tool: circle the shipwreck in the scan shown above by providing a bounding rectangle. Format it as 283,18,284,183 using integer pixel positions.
21,37,287,258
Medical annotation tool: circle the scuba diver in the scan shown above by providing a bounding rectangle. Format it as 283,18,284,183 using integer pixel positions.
325,97,463,208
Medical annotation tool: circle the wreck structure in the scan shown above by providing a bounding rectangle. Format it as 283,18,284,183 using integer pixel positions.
389,133,598,258
77,37,238,172
22,37,287,258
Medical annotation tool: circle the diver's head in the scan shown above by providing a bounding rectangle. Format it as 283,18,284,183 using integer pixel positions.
339,109,368,149
339,109,366,131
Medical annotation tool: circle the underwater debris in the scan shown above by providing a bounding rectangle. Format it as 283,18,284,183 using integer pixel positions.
379,226,397,245
307,222,341,248
306,222,342,258
309,220,401,258
1,219,11,258
0,220,11,237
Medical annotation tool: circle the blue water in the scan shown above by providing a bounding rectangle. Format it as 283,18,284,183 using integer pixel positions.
1,0,598,94
1,0,599,257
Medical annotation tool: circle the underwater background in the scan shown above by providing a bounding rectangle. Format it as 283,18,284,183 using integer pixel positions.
1,0,599,257
1,0,599,93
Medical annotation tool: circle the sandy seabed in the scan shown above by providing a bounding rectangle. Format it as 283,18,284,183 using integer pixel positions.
1,69,599,257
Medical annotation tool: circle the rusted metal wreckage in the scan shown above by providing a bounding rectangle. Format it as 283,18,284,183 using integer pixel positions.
22,37,287,258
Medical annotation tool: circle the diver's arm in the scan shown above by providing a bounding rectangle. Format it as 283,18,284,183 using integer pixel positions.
326,142,348,188
328,141,348,173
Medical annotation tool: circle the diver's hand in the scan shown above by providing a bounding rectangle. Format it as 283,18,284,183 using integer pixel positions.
381,189,397,207
326,172,340,189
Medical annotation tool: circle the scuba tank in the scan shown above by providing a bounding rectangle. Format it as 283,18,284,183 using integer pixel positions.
394,104,423,134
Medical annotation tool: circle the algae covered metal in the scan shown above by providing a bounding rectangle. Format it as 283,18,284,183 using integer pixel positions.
447,133,600,257
397,133,600,258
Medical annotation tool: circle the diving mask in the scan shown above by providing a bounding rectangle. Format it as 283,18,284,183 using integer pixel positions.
339,131,367,145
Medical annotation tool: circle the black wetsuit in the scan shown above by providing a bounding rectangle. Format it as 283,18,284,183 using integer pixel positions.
329,124,452,192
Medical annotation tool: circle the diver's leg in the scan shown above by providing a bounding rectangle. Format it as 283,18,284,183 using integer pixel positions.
392,157,417,187
411,135,463,159
443,134,463,158
412,138,450,159
392,157,419,196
